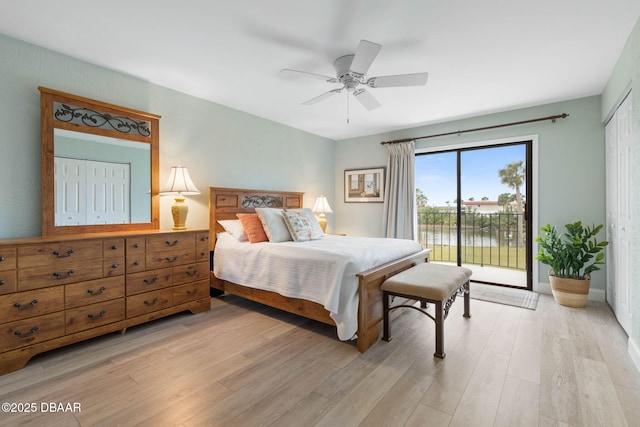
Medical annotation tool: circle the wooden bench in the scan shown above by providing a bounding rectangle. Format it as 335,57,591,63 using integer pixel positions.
381,263,472,358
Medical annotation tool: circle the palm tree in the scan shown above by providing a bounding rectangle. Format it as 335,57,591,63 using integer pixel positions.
416,188,428,208
499,161,525,247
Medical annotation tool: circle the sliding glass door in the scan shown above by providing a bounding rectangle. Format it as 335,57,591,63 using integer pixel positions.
416,141,532,289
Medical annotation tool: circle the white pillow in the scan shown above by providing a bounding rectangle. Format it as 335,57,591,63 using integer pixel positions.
255,208,292,242
218,219,248,242
282,209,324,242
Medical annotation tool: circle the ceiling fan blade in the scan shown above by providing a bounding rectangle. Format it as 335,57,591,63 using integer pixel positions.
349,40,382,76
352,88,381,111
367,72,429,88
302,88,343,106
280,69,338,83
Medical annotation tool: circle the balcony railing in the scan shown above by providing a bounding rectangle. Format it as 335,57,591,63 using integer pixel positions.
417,211,526,270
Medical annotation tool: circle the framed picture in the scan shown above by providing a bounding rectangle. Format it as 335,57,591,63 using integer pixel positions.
344,167,385,203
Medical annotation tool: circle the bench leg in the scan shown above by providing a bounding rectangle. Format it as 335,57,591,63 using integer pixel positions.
382,291,392,342
463,281,471,319
434,300,445,358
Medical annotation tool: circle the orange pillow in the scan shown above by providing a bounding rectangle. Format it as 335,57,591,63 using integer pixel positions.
237,213,268,243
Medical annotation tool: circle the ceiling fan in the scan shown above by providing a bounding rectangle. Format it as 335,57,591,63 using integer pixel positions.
281,39,428,112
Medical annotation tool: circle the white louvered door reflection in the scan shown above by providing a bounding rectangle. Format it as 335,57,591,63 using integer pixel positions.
55,157,131,226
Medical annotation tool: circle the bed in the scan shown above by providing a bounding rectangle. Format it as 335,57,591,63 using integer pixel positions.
208,187,430,352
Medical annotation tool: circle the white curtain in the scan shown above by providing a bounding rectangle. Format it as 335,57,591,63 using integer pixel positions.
382,140,415,239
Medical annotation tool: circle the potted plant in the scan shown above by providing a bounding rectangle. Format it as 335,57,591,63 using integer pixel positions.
535,221,608,307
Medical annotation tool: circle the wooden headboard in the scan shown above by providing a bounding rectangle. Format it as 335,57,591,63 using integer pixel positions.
208,187,304,251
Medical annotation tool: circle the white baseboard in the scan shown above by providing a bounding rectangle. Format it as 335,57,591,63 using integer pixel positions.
536,281,606,302
629,338,640,373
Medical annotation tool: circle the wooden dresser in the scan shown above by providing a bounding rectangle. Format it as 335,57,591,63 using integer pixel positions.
0,229,210,375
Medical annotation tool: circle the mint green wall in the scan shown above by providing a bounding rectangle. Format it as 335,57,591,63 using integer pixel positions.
335,96,606,292
602,17,640,365
0,34,335,238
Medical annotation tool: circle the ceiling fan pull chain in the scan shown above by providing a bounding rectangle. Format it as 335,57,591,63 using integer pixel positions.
347,90,350,124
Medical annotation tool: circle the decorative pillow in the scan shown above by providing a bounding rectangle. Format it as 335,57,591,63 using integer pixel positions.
255,208,292,242
282,209,324,242
285,208,324,237
218,219,248,242
236,214,268,243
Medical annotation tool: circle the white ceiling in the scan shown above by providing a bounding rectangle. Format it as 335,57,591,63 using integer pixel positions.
2,1,639,140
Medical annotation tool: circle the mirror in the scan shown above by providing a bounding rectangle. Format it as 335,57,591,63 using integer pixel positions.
40,87,160,236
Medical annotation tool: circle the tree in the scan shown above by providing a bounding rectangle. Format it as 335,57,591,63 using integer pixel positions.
416,188,428,208
498,161,525,247
498,192,515,211
481,196,489,201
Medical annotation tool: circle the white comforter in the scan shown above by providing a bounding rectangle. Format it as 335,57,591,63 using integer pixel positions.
213,233,423,340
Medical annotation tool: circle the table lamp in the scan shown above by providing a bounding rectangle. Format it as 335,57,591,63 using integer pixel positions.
312,195,333,233
159,166,200,230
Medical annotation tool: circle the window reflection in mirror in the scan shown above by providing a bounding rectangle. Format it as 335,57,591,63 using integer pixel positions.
54,129,151,226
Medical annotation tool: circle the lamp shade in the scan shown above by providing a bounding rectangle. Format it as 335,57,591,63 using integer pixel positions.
312,195,333,214
159,166,200,195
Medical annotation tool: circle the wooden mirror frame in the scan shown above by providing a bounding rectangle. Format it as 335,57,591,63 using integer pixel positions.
40,87,160,236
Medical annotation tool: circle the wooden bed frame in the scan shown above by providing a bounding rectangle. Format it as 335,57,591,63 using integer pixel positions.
208,187,430,352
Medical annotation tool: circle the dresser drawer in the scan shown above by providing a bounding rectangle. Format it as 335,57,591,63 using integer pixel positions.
126,288,173,318
146,233,195,253
18,240,103,268
0,286,64,323
65,298,125,334
103,256,125,277
0,270,17,295
0,247,16,271
126,268,173,295
173,262,209,285
173,280,209,305
18,261,103,291
1,312,65,352
195,245,209,263
145,249,195,269
103,238,125,258
65,276,125,309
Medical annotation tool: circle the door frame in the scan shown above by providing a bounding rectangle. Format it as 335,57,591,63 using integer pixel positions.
416,134,539,292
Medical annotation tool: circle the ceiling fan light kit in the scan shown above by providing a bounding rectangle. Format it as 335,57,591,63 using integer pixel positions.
281,39,428,117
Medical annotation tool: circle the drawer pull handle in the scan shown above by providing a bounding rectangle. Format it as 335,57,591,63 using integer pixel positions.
53,270,74,279
144,276,158,285
186,269,198,277
87,286,106,296
165,240,179,247
52,249,74,258
133,261,140,266
0,256,4,262
165,256,179,263
200,236,208,242
144,298,158,306
111,245,118,250
0,280,4,286
14,299,38,310
133,243,140,248
88,310,106,320
14,326,39,339
187,289,198,296
111,263,120,269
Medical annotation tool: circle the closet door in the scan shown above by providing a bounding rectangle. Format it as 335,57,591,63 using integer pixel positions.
605,93,632,334
54,157,86,226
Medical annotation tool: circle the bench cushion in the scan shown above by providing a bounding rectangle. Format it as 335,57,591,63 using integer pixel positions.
382,263,472,301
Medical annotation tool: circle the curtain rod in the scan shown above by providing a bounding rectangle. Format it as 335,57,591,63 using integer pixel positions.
380,113,569,145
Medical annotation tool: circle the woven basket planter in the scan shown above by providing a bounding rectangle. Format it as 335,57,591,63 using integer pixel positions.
549,273,590,308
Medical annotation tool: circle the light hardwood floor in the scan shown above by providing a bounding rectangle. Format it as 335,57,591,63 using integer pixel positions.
1,293,639,426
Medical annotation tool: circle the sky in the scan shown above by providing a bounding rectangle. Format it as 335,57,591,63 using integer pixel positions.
415,144,526,207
